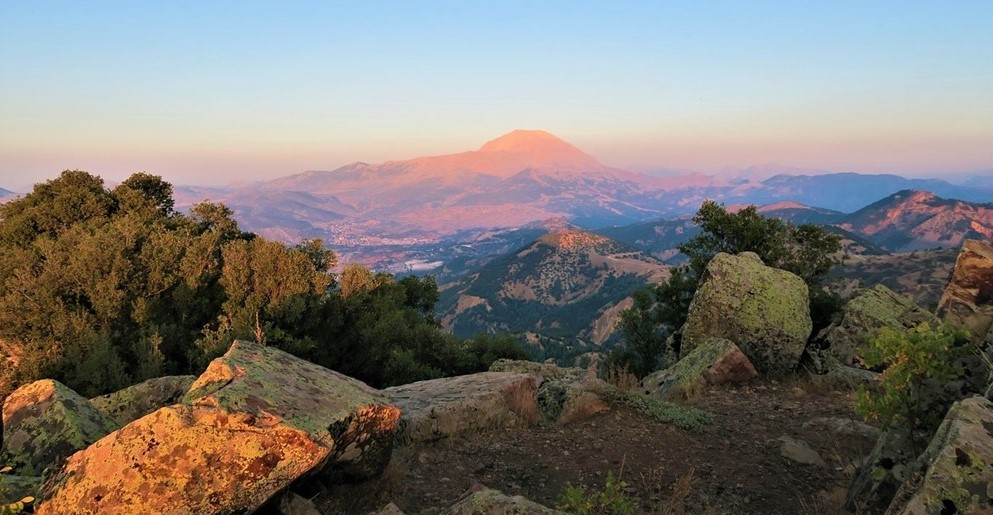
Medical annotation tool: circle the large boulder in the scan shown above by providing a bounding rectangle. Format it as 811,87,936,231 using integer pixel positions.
813,285,938,367
442,484,564,515
385,372,539,443
37,340,400,515
1,380,115,476
89,375,196,428
641,337,757,400
680,252,812,376
885,396,993,514
489,359,609,425
936,239,993,343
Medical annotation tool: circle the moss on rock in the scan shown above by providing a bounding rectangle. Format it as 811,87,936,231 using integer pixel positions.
37,340,401,514
641,337,756,400
886,396,993,515
89,375,195,428
1,380,115,477
681,252,811,376
815,285,937,367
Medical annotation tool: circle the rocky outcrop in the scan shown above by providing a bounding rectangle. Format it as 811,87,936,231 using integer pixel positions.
442,484,564,515
641,338,757,400
936,239,993,343
385,372,539,443
37,340,400,515
489,360,609,425
680,252,812,376
846,425,924,513
89,375,196,428
885,396,993,515
1,380,115,476
813,285,938,367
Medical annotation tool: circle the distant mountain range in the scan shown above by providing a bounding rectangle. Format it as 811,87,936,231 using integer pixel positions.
0,188,17,202
170,130,992,268
599,191,992,261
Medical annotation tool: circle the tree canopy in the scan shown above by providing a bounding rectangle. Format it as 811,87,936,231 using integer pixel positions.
0,170,525,398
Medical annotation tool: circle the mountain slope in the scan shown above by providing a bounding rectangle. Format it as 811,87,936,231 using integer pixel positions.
0,188,17,203
437,229,667,356
838,190,993,252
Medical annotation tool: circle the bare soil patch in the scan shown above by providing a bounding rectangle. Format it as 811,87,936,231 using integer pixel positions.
319,378,876,514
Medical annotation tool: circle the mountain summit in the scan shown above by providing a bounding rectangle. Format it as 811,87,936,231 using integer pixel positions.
474,129,602,171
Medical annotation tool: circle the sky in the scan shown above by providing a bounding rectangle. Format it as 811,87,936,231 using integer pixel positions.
1,1,992,190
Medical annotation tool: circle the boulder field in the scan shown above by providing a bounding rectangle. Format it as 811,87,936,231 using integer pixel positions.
4,241,993,513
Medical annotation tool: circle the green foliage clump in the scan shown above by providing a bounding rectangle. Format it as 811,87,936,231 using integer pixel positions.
0,170,526,397
556,471,635,515
611,201,843,376
618,393,713,431
855,322,972,435
0,466,33,515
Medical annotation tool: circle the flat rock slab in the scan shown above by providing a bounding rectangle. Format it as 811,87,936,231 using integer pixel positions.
490,359,609,425
779,436,827,467
1,379,115,476
386,372,539,442
442,485,565,515
37,340,400,515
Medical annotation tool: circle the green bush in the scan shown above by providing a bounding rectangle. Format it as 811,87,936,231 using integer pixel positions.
855,323,971,434
556,471,635,515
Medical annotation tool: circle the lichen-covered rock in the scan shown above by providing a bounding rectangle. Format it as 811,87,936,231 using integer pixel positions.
813,285,939,367
680,252,812,376
89,375,196,428
641,338,757,400
936,239,993,343
36,340,400,515
846,425,924,513
442,484,564,515
1,380,115,476
489,359,609,425
385,372,539,443
885,396,993,515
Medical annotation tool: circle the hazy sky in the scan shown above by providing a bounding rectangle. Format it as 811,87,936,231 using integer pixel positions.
2,1,992,190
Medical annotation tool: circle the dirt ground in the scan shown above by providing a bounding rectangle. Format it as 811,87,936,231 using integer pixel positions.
318,378,877,514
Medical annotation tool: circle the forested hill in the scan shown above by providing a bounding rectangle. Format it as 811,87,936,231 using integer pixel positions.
0,171,525,400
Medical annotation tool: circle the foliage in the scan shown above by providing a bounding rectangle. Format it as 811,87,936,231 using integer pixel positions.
0,170,526,398
618,393,713,431
0,466,34,515
556,471,635,515
855,323,972,435
613,201,843,370
607,289,668,379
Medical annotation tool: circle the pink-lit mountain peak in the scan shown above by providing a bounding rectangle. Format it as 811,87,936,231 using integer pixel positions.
398,129,612,181
476,129,602,169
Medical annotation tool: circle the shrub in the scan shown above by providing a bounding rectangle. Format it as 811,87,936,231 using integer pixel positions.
855,323,971,435
556,471,635,515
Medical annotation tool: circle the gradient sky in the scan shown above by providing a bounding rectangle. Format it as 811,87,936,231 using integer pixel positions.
2,1,992,190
